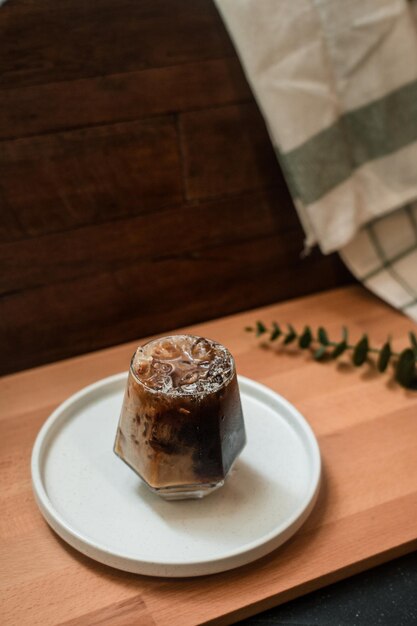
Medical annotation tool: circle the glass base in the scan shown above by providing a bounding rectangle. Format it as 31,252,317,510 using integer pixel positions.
148,479,225,501
115,451,226,500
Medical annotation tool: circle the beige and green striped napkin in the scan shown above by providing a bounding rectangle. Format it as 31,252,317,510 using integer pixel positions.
215,0,417,321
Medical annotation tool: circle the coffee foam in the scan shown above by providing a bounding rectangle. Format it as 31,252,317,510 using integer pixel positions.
132,335,233,395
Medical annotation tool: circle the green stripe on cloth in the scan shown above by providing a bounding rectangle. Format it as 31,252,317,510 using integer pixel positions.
281,79,417,205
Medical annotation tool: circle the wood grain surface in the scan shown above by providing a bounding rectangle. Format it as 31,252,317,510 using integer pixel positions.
1,285,416,625
0,0,353,374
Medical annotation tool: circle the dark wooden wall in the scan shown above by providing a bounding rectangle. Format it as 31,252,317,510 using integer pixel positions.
0,0,353,374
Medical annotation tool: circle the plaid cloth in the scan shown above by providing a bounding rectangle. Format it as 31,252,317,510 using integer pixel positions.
215,0,417,321
341,201,417,319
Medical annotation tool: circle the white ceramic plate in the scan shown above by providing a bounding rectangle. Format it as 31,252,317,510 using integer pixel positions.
31,374,321,577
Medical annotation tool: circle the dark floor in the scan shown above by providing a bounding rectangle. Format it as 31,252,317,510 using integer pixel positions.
239,551,417,626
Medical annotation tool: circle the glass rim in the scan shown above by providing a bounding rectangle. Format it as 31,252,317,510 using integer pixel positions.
128,334,236,396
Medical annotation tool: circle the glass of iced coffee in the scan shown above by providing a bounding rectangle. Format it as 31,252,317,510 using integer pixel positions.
114,335,246,500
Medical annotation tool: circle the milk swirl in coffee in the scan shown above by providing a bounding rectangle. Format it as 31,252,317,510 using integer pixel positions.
114,335,246,499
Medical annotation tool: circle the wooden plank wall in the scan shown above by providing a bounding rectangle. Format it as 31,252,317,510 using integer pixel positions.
0,0,353,374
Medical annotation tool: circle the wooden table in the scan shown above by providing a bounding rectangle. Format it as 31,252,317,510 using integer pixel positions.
1,285,417,625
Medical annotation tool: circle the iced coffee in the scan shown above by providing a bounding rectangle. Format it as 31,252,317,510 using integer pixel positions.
114,335,246,499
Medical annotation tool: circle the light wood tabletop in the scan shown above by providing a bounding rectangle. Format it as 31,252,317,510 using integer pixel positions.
1,285,417,625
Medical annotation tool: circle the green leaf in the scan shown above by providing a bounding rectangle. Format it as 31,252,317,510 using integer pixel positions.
409,331,417,355
245,326,254,332
299,326,312,349
377,341,391,372
396,348,416,387
283,324,297,345
255,321,267,337
318,327,329,346
314,345,327,360
270,322,282,341
352,335,369,366
342,326,349,342
331,341,347,359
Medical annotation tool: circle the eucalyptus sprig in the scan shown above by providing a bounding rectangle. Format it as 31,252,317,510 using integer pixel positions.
245,322,417,389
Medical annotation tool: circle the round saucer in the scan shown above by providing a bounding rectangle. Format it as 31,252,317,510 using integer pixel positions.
31,374,321,577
